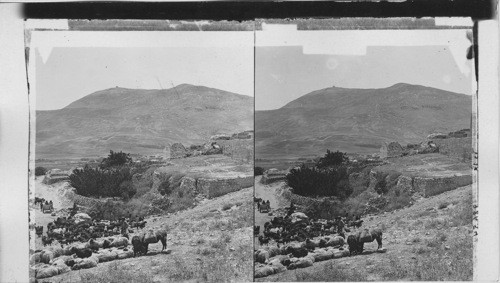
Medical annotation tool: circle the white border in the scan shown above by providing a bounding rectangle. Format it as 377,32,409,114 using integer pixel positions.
475,19,500,281
0,9,498,282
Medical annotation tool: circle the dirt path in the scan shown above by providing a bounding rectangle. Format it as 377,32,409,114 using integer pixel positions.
254,176,291,248
254,177,290,230
31,177,74,245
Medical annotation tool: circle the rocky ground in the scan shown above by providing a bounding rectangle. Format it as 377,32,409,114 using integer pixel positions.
255,184,474,281
31,178,253,282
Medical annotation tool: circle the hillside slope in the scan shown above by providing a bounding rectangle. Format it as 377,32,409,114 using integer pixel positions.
256,185,473,281
255,83,471,159
36,84,253,159
34,187,253,283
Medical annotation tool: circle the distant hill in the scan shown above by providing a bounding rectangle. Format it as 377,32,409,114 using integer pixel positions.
255,83,472,159
36,84,253,159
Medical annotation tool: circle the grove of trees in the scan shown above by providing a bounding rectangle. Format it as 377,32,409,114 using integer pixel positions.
285,150,352,199
69,151,136,199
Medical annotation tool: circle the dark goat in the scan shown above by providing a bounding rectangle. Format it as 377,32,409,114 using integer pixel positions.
70,247,93,258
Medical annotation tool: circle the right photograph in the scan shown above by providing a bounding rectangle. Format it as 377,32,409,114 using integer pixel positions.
254,22,475,281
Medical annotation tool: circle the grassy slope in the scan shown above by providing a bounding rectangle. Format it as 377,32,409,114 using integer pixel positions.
257,185,473,282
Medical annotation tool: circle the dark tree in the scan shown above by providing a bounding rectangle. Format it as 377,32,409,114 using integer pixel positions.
254,166,264,176
316,150,348,168
35,166,47,176
100,150,132,169
285,164,352,200
69,164,132,198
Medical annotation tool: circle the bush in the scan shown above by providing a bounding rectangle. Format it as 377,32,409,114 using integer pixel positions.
305,198,340,220
286,164,352,199
316,150,348,168
99,150,132,169
69,164,133,198
119,180,136,200
222,203,233,211
254,166,264,176
438,202,450,209
88,198,150,220
35,166,47,176
157,173,185,196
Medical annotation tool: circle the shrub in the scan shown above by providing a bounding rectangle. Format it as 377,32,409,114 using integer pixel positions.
119,180,136,200
157,172,185,196
285,164,352,199
87,198,150,220
69,164,132,198
305,198,341,220
35,166,47,176
99,150,132,169
254,166,264,176
316,150,348,168
222,203,233,211
438,202,450,209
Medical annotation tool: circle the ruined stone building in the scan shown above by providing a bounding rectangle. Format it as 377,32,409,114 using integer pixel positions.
170,143,187,159
379,141,404,159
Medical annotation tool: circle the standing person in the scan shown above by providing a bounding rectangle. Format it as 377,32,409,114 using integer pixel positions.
287,202,296,216
70,203,78,217
121,218,129,238
336,216,346,239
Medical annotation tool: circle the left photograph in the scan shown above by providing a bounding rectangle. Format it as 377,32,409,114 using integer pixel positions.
27,25,254,282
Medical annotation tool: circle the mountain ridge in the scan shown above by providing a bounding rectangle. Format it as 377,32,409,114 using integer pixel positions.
36,84,253,159
255,83,471,159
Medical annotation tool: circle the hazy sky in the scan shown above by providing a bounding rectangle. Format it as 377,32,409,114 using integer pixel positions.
256,45,473,110
35,47,254,110
255,28,473,110
32,29,473,111
32,31,254,110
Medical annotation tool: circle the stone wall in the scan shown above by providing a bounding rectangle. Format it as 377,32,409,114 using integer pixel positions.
42,169,70,185
432,137,472,162
369,171,472,198
413,175,472,197
261,175,286,184
216,139,253,162
197,176,253,198
152,167,252,199
281,188,339,208
261,169,288,184
62,188,103,208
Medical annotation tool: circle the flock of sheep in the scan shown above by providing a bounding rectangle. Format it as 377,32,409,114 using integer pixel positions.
31,224,169,280
36,213,147,247
254,205,385,278
31,198,168,280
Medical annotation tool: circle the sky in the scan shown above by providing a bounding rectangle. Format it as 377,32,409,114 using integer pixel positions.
255,28,474,110
256,45,473,110
31,31,254,110
31,29,473,111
